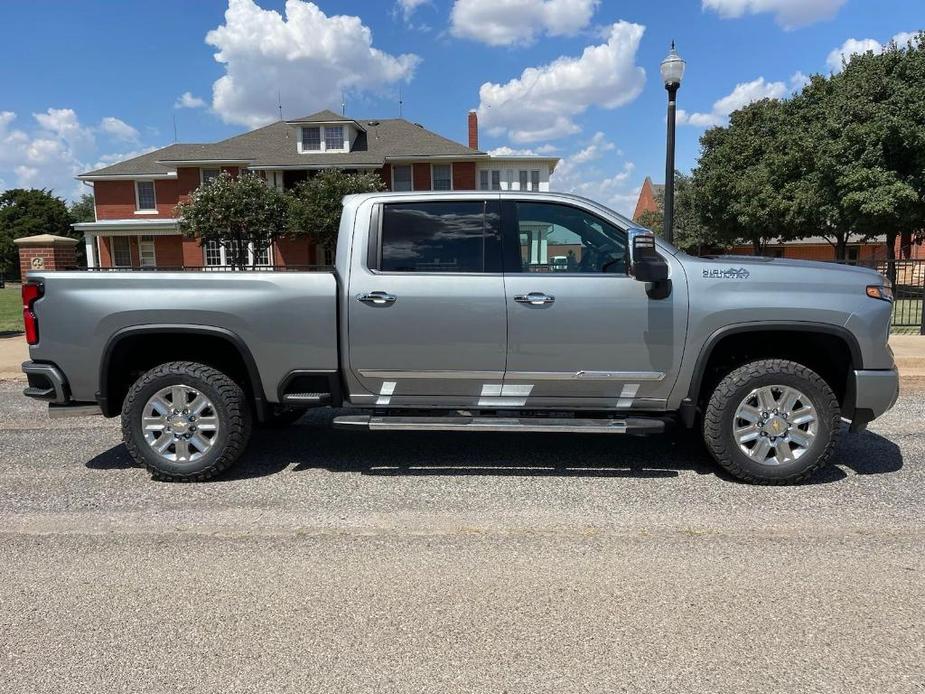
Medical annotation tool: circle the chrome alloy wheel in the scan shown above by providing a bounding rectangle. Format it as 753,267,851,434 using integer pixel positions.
141,385,220,463
733,385,817,466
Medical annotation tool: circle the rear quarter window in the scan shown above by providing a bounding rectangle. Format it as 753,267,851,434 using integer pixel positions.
379,200,500,273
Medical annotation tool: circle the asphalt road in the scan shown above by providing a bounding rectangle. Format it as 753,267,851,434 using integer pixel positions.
0,379,922,693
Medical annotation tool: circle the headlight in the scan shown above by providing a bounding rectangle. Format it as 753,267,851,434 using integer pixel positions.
866,283,894,302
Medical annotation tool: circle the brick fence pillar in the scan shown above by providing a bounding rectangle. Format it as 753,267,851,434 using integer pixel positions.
14,234,79,277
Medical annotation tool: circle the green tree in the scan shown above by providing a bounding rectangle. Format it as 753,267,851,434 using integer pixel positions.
288,169,386,254
831,32,925,270
69,193,96,223
634,172,717,255
176,172,288,268
0,188,75,277
692,98,797,255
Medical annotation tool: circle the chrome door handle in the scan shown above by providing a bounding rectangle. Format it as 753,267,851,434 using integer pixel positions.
514,292,555,306
357,291,397,305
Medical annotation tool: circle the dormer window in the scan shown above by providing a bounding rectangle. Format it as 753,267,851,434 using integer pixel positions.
299,125,348,153
302,127,321,151
325,126,344,150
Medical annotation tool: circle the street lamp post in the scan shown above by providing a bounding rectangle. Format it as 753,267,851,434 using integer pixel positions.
660,42,686,245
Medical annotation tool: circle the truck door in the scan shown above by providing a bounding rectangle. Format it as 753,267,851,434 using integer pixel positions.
347,198,507,403
500,199,687,409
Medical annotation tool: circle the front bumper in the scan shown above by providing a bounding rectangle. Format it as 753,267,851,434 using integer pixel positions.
848,368,899,432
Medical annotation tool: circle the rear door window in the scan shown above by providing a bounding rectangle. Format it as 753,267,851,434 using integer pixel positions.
379,200,501,273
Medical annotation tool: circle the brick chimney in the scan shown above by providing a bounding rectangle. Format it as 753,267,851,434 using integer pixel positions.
467,110,478,150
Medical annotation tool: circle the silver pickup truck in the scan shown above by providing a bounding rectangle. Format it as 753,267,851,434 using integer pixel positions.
21,191,898,484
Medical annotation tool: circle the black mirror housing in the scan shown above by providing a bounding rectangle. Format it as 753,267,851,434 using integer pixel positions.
631,234,670,283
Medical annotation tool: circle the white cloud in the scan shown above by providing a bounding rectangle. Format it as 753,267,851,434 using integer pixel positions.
477,21,645,143
99,116,140,142
450,0,599,46
703,0,846,29
677,73,806,128
0,110,156,200
205,0,420,128
33,107,95,153
175,91,207,109
825,32,920,73
542,132,638,215
395,0,428,22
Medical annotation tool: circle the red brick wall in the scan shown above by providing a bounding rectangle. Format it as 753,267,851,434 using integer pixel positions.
182,238,203,266
412,163,431,191
94,181,137,220
94,167,206,220
18,243,77,276
154,236,183,267
274,237,312,267
452,162,476,190
98,237,112,266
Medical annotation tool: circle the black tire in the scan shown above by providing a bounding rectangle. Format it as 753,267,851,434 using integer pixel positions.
258,405,307,428
121,361,252,482
703,359,840,485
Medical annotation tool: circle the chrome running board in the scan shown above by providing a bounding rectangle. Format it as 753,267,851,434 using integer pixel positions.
333,415,665,435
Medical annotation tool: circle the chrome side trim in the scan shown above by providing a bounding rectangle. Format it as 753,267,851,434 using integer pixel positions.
506,370,665,382
358,369,505,380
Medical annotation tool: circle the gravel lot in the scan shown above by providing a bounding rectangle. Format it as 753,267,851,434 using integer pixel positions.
0,379,922,693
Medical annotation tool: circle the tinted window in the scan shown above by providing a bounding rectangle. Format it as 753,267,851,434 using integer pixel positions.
381,201,496,273
514,201,628,274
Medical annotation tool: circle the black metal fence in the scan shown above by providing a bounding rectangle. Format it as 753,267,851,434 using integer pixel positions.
835,258,925,333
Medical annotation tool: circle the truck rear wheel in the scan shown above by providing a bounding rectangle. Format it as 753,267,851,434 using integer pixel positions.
121,361,252,482
702,359,840,484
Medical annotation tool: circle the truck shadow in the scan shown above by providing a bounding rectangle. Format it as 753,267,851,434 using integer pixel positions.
87,409,903,484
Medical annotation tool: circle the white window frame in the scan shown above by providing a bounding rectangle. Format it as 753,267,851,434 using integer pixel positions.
479,170,490,191
202,239,274,267
298,124,349,153
530,169,541,191
111,236,133,267
431,163,453,191
392,164,413,192
134,180,157,213
138,235,157,268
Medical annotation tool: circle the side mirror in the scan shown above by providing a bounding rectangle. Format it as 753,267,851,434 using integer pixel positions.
631,234,669,283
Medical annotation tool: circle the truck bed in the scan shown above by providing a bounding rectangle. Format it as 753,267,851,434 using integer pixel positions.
27,269,339,404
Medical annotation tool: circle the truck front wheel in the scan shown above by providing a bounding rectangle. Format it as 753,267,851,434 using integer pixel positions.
121,361,253,481
702,359,840,484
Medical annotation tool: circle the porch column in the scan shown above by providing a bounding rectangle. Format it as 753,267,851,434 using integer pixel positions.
84,234,98,268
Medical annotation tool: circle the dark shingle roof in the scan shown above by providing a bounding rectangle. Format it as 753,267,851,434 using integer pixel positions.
285,109,354,124
80,111,485,177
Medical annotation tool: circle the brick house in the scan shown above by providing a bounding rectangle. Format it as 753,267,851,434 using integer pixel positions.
76,110,559,268
632,176,923,262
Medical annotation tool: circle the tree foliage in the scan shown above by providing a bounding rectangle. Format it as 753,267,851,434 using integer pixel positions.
636,172,717,254
288,169,386,253
690,32,925,259
0,188,75,276
176,171,288,268
69,193,96,223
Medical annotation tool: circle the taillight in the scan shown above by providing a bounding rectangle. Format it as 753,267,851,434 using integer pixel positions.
22,282,43,345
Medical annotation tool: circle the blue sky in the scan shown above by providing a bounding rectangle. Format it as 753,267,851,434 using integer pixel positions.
0,0,921,213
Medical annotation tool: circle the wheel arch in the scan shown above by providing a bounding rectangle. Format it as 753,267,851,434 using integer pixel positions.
98,324,267,420
685,322,862,419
